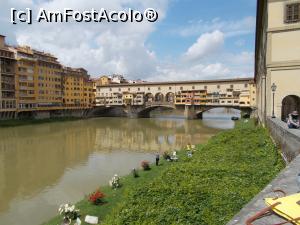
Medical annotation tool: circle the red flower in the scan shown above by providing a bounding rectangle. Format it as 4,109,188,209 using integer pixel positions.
141,160,150,170
89,190,105,205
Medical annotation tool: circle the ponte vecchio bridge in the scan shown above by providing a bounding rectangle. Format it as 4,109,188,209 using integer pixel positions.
94,78,256,119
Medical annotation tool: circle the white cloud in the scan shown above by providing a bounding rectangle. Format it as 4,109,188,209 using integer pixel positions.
183,30,224,61
0,0,254,81
1,0,168,79
151,62,231,82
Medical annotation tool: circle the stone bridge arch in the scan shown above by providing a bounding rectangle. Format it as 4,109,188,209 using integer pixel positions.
195,106,252,119
137,103,175,118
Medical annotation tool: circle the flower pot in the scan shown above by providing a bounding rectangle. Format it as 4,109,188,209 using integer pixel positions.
61,217,71,225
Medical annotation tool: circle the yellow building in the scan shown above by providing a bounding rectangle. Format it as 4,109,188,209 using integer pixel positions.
34,50,63,109
13,46,63,110
62,67,94,108
176,90,207,105
95,75,111,86
123,93,134,105
83,79,95,107
13,46,37,110
255,0,300,122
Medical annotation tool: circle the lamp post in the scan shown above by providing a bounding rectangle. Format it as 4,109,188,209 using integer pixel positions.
271,83,277,118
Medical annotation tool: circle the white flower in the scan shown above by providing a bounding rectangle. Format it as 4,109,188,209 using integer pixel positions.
69,205,75,212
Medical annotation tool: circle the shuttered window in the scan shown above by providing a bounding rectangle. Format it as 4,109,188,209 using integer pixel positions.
285,3,300,23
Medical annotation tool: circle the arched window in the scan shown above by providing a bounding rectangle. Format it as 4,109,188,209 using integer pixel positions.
155,93,164,102
281,95,300,121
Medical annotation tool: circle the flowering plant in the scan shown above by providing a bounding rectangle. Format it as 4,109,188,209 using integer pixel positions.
58,203,80,222
88,189,105,205
109,174,121,189
141,160,150,170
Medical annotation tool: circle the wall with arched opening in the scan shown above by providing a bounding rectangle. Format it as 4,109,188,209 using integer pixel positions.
145,93,154,103
154,93,164,102
165,92,175,103
281,95,300,121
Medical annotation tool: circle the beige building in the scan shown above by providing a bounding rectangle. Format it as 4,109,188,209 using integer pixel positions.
255,0,300,123
96,78,256,108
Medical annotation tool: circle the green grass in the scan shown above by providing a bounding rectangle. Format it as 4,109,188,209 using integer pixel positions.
43,160,171,225
43,119,285,225
0,117,81,128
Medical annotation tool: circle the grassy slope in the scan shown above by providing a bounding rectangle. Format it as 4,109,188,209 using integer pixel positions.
43,120,284,225
43,161,171,225
102,120,284,225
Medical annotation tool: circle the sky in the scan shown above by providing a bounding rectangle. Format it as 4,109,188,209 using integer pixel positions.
0,0,257,81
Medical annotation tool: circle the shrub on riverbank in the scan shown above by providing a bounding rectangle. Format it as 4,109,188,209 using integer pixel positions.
102,120,284,225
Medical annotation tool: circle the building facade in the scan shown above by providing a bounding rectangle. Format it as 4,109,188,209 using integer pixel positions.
13,46,63,110
95,78,256,108
0,35,16,117
255,0,300,123
0,35,95,119
63,67,94,108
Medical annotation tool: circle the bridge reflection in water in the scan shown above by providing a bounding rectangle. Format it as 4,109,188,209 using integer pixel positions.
0,109,237,225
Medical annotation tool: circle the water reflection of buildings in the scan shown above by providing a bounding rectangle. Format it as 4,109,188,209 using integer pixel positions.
0,117,222,214
93,118,219,152
0,121,97,212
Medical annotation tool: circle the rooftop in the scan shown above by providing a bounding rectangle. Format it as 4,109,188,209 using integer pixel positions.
97,77,255,88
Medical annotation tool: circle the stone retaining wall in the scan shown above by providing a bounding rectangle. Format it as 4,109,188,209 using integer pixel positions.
266,117,300,162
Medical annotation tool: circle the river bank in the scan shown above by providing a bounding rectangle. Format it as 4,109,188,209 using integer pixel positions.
43,119,284,225
0,117,83,128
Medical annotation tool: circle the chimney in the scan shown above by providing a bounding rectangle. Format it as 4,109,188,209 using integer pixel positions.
0,35,6,48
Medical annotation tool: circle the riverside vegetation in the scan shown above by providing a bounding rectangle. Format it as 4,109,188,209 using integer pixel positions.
44,119,284,225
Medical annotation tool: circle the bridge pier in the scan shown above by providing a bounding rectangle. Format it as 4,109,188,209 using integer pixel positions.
184,105,197,120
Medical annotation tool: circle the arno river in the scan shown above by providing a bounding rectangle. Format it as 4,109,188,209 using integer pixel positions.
0,108,239,225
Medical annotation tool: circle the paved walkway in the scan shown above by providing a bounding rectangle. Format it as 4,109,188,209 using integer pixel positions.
227,155,300,225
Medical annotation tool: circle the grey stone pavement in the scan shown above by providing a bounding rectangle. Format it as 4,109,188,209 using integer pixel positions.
227,155,300,225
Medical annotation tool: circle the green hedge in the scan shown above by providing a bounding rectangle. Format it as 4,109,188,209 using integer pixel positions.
102,121,284,225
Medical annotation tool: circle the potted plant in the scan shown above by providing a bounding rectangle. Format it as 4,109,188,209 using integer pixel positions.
88,189,105,205
109,174,121,189
58,204,80,225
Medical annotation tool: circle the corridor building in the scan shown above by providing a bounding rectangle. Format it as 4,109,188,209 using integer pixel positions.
255,0,300,123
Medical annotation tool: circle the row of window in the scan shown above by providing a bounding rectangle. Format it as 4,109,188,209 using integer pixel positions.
105,84,249,93
0,100,16,109
38,83,61,88
38,76,61,82
0,50,14,58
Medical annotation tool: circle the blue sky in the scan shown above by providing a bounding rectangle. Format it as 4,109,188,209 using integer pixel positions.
149,0,256,58
0,0,257,81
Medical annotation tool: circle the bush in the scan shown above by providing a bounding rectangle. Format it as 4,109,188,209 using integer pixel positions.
88,190,105,205
141,160,150,171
